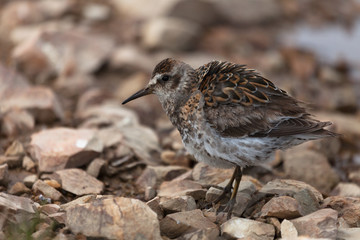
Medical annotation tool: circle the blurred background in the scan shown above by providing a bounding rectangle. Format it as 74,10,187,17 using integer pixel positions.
1,0,360,201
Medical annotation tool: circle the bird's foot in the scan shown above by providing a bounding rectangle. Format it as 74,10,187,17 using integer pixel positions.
223,198,236,220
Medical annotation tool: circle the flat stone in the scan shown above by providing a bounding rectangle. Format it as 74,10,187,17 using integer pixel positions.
146,197,164,220
160,209,217,238
1,86,64,123
56,168,104,195
0,192,36,224
322,196,360,227
192,162,234,186
260,179,323,202
1,109,35,136
22,156,36,171
260,196,301,219
181,228,219,240
23,174,38,188
8,182,31,195
293,188,320,216
39,204,60,215
331,182,360,198
30,127,103,172
221,217,275,240
158,179,205,200
60,195,96,211
66,196,161,239
159,195,197,213
290,208,338,239
136,165,189,191
33,180,63,201
49,212,66,224
86,158,106,178
283,148,339,194
281,219,298,239
0,164,9,185
337,228,360,240
141,17,201,51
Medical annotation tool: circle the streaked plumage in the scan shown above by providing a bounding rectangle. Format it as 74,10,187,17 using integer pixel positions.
122,58,337,218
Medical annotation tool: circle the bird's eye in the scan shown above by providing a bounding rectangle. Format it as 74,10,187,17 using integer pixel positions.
161,75,170,81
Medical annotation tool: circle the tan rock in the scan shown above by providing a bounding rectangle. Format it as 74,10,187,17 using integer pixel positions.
331,182,360,198
281,219,298,239
30,127,103,172
260,179,323,202
261,196,301,219
60,195,96,211
1,109,35,136
39,204,60,215
337,228,360,240
8,182,31,195
181,228,219,240
22,156,36,171
192,162,234,186
23,174,38,188
158,179,205,200
290,208,338,238
221,217,275,240
33,180,63,201
0,164,9,186
86,158,106,178
5,140,25,158
322,196,360,227
159,195,197,213
66,196,161,239
0,192,36,215
160,209,217,238
146,197,164,220
2,86,64,123
44,179,61,189
283,148,339,194
56,168,104,195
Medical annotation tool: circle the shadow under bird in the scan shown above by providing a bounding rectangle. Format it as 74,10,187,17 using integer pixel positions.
122,58,337,219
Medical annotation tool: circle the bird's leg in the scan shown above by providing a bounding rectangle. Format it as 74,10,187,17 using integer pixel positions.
224,166,242,219
212,166,239,205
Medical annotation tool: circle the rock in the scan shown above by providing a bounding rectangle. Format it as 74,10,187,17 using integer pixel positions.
146,197,164,220
192,162,234,186
1,86,64,123
5,140,25,159
281,219,298,239
39,204,60,215
159,195,197,213
349,169,360,184
12,30,114,79
8,182,31,195
325,85,358,112
215,0,282,25
1,109,35,136
22,156,36,171
260,179,323,202
290,208,338,238
293,188,320,216
141,17,201,51
56,168,104,195
337,228,360,240
160,149,190,167
49,212,66,224
260,196,301,219
221,217,275,240
66,196,161,239
322,196,360,227
0,63,30,99
60,195,96,211
109,45,154,72
283,148,339,194
160,209,217,238
33,180,63,201
158,179,206,200
82,3,110,22
0,164,9,186
167,0,222,26
86,158,106,178
23,174,38,188
181,228,219,240
136,165,189,191
44,179,61,189
331,182,360,197
30,127,103,172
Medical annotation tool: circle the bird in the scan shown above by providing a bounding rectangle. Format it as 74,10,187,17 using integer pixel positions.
122,58,337,219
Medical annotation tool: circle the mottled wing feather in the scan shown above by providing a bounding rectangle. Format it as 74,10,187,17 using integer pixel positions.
197,61,333,138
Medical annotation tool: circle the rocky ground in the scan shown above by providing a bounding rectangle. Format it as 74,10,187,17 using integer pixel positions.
0,0,360,239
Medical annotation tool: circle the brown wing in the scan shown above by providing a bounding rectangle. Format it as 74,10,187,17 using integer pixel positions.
197,61,333,138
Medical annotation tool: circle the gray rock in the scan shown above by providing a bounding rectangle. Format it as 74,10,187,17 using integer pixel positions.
283,148,339,194
160,209,217,238
66,196,161,239
294,188,320,216
33,180,63,201
141,17,201,51
56,168,104,195
146,197,164,220
290,208,338,239
221,217,275,240
159,195,197,213
30,127,103,172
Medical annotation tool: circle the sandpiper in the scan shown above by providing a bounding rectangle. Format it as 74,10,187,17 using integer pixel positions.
122,58,337,218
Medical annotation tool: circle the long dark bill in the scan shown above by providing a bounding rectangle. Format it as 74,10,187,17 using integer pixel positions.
122,88,152,104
